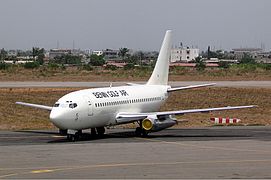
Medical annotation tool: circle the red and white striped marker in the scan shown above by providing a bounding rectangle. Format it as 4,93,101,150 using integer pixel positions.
210,117,241,124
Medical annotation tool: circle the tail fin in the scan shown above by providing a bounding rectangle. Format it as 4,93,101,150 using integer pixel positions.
147,30,172,85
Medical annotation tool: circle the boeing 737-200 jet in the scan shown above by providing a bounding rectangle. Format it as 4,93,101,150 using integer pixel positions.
16,30,255,141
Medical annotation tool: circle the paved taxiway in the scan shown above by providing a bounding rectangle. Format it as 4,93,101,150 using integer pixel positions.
1,127,271,179
1,81,271,88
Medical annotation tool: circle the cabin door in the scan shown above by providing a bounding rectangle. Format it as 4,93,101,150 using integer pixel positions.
84,96,93,116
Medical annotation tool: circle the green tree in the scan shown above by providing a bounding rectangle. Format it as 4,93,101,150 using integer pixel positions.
195,57,206,71
0,62,10,70
32,47,45,65
118,48,129,61
239,53,256,64
0,48,7,60
24,62,40,69
52,54,82,65
124,63,135,70
218,61,230,69
89,54,105,66
32,47,39,58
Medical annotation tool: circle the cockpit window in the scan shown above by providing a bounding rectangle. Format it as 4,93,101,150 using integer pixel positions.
53,103,60,107
69,103,78,109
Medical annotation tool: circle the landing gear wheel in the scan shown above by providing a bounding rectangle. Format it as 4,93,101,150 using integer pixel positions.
67,134,72,141
67,134,77,142
135,127,142,137
59,129,67,135
135,127,148,137
67,130,82,142
142,129,148,137
96,127,105,136
91,128,97,136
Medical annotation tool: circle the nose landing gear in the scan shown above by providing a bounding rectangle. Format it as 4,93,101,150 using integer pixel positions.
66,127,106,142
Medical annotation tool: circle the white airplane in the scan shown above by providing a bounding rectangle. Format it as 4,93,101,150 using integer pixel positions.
16,30,255,141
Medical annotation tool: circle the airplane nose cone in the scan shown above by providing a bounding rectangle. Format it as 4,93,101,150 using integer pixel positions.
50,109,63,124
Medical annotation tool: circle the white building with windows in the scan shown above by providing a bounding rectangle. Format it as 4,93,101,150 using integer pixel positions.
92,50,103,56
171,47,199,62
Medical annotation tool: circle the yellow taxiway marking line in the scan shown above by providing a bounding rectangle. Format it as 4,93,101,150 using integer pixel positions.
31,169,55,174
52,135,65,138
1,159,271,178
135,137,271,154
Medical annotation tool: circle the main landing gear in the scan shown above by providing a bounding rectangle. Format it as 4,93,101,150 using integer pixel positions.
91,127,106,137
67,130,82,142
135,121,148,137
67,127,106,142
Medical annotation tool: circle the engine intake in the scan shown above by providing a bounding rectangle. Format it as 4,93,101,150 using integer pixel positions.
142,116,177,132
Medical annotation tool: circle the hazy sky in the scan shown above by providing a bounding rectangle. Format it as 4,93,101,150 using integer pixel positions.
0,0,270,51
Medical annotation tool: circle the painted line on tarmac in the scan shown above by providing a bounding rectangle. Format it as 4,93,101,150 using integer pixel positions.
136,137,271,154
1,159,271,178
0,173,19,178
0,135,64,139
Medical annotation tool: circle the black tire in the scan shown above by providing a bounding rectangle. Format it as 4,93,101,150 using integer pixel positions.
96,127,105,136
74,132,80,141
91,128,97,136
135,127,142,137
59,129,67,135
71,135,76,142
135,127,148,137
67,134,72,141
142,129,148,137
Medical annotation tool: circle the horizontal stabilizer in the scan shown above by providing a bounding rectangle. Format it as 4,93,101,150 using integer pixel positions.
126,83,142,86
16,102,52,111
167,83,216,92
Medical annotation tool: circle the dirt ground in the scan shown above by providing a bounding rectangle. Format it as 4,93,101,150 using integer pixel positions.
0,87,269,130
0,66,271,81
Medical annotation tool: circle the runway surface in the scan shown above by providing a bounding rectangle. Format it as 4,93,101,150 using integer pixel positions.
1,81,271,88
1,126,271,179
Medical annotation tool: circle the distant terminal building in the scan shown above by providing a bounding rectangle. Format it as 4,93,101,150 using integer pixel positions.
103,49,119,60
232,48,263,60
171,46,199,63
7,50,18,57
49,49,72,59
92,50,103,56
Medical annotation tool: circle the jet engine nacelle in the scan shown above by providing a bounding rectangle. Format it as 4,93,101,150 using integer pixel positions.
142,115,177,132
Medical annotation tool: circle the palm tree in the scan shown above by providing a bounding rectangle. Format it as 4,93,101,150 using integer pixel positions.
118,48,129,61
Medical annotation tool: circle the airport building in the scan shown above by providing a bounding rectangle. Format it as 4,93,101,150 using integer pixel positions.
92,50,103,56
232,48,263,59
171,46,199,63
103,49,119,60
49,49,72,59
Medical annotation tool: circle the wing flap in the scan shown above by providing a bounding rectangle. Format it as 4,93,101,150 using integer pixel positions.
16,102,52,111
126,83,142,86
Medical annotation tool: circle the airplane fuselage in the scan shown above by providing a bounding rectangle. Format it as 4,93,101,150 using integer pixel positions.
49,85,169,130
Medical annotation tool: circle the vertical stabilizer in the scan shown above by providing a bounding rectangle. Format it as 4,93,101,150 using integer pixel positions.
147,30,172,85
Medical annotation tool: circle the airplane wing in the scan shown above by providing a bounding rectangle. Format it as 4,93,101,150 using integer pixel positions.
16,102,52,111
116,105,256,124
167,83,216,92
